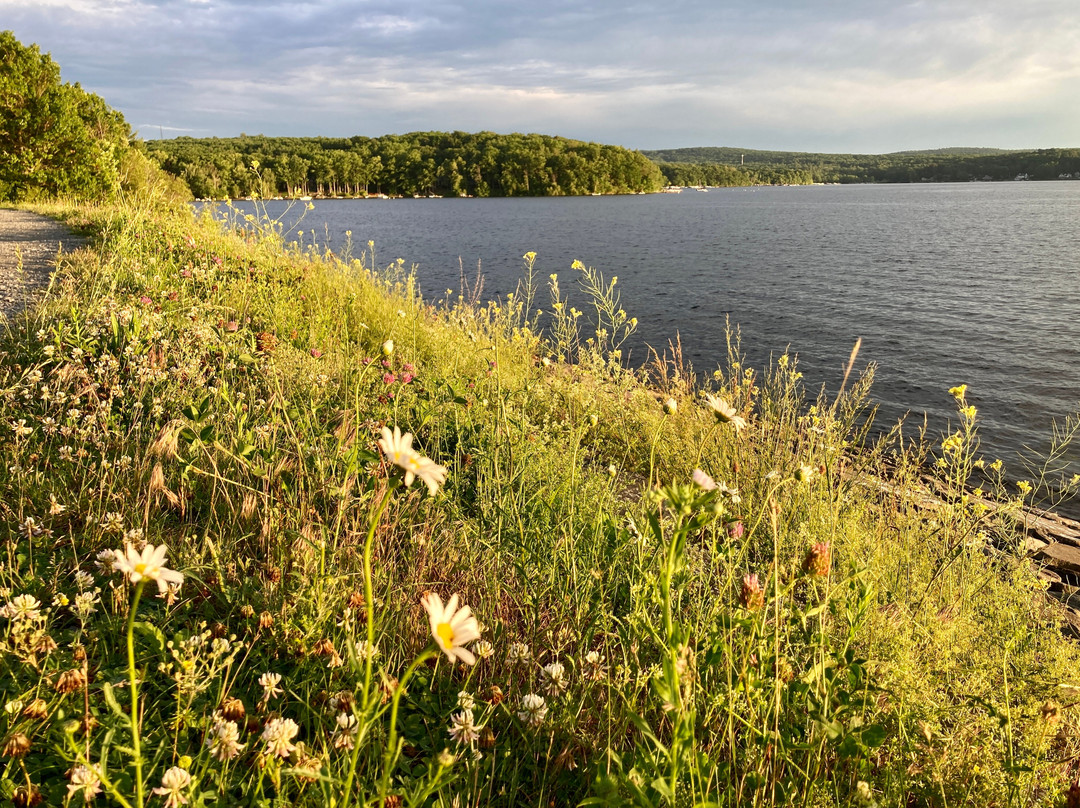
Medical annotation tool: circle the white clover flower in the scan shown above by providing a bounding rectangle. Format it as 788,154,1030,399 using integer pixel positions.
73,570,95,591
855,780,877,806
73,591,99,619
473,640,494,659
9,419,32,438
356,640,380,661
378,426,447,495
517,694,548,728
456,690,475,710
206,717,245,761
583,650,607,680
4,699,23,715
68,764,102,802
3,594,42,621
113,544,184,593
421,592,481,665
261,717,299,758
100,512,125,533
541,661,568,696
506,642,531,665
448,710,480,746
151,766,191,808
332,712,359,750
259,672,283,701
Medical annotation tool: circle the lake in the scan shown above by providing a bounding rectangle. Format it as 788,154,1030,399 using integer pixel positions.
217,182,1080,502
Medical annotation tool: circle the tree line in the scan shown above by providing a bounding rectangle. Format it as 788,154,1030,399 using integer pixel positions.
643,146,1080,184
1,31,190,203
146,133,667,199
653,161,816,187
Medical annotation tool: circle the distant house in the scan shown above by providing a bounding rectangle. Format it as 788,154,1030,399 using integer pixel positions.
1014,173,1030,181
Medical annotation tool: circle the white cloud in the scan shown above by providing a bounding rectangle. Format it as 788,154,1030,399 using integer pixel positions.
5,0,1080,150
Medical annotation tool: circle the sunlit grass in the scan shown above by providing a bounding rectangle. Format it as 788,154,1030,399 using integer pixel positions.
0,196,1077,807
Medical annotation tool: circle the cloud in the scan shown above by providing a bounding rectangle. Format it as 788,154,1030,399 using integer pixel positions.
3,0,1079,150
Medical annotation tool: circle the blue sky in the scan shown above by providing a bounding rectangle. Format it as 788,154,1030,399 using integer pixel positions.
4,0,1078,152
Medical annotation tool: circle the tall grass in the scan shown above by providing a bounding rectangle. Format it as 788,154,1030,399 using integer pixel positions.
0,197,1077,807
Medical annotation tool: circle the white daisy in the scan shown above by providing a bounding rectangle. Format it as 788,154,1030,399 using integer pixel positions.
421,592,480,665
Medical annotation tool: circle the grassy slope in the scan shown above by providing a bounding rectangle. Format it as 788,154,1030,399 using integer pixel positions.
0,198,1077,807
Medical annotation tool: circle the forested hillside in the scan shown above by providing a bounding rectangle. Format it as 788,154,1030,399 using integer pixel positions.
644,145,1080,184
147,132,665,198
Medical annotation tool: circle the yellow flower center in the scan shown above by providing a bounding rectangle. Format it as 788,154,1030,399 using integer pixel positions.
437,622,455,648
134,562,147,574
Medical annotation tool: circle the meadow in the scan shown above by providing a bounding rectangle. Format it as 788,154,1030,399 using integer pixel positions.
0,193,1078,808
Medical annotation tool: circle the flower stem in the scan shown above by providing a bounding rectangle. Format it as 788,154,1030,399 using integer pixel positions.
378,648,435,805
341,479,399,808
648,413,668,489
126,579,146,808
362,481,398,697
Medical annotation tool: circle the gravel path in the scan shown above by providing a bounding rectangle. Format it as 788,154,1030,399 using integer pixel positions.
0,208,87,321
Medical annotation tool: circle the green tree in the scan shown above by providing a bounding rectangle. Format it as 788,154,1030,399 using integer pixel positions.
0,31,129,201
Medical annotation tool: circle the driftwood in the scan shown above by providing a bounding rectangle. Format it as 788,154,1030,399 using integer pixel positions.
1011,506,1080,636
855,458,1080,637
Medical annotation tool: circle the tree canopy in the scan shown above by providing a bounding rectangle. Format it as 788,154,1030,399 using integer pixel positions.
643,146,1080,184
147,132,666,199
0,31,130,201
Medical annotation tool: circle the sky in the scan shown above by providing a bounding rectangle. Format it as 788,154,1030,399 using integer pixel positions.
4,0,1079,153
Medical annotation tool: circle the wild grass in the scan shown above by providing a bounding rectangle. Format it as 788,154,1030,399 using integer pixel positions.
0,196,1077,807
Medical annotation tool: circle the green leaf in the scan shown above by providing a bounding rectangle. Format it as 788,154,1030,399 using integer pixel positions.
836,734,861,758
860,723,887,748
650,777,675,801
101,681,128,719
133,620,165,654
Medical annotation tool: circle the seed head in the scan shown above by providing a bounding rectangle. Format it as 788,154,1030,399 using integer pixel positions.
54,668,86,694
12,785,42,808
2,733,30,758
221,697,246,722
23,699,48,721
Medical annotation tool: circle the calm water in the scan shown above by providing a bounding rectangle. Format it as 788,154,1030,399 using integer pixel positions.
220,183,1080,494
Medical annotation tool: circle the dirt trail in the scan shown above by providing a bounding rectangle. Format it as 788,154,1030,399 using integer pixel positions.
0,208,86,321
